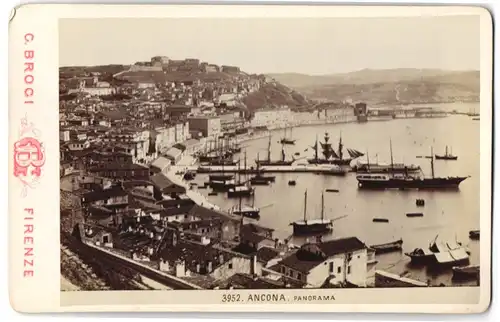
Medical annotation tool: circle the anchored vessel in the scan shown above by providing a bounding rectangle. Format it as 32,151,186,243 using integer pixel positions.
290,191,333,235
307,132,364,166
227,159,254,198
369,239,403,254
256,135,295,167
435,146,458,160
280,126,296,145
249,153,276,185
357,146,469,190
405,235,469,267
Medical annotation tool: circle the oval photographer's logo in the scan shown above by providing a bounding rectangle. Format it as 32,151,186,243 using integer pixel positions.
13,116,44,197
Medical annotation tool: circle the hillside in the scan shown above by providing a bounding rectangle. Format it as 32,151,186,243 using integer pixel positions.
242,82,311,111
267,69,480,105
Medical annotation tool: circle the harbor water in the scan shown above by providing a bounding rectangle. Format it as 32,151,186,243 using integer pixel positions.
194,103,481,286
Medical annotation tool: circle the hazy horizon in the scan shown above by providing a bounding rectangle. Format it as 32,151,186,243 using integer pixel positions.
59,16,480,75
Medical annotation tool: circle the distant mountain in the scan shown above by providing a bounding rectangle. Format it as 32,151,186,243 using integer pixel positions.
266,69,480,105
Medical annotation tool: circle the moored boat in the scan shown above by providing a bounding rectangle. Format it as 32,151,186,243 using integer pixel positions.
405,248,436,264
290,191,333,235
209,174,234,181
452,265,480,279
435,146,458,160
227,184,255,198
469,230,480,240
357,147,469,190
230,205,260,219
307,132,364,166
373,218,389,223
370,239,403,254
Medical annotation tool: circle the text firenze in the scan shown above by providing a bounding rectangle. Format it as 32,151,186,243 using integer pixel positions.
23,208,35,277
24,33,34,104
23,33,35,278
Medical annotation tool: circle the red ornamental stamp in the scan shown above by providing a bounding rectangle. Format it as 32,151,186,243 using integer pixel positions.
13,115,44,197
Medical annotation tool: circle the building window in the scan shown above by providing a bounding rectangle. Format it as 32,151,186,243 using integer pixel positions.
228,263,233,269
357,255,360,259
281,266,285,274
337,266,341,274
347,266,351,275
297,273,302,280
329,262,334,273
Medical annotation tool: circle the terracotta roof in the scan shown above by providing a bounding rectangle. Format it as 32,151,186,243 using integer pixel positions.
316,237,367,257
256,247,280,263
278,250,323,273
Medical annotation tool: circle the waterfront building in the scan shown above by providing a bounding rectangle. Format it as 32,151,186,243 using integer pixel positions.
188,115,222,138
276,237,368,288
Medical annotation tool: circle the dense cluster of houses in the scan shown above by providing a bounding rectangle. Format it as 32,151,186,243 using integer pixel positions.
59,56,372,290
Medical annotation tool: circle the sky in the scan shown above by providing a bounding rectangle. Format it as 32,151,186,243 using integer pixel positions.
59,16,480,75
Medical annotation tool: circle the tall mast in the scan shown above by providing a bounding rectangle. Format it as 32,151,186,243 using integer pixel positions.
366,149,370,172
267,134,271,162
430,147,435,178
445,145,448,156
303,190,308,222
237,158,241,184
244,149,247,175
321,192,325,220
338,131,344,160
389,138,394,173
315,134,319,162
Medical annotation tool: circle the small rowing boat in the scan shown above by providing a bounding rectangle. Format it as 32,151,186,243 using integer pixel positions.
469,230,480,240
370,239,403,254
452,265,479,280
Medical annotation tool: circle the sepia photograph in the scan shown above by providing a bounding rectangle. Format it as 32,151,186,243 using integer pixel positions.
55,10,487,302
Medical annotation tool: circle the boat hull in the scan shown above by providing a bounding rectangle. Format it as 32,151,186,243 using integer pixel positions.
370,240,403,254
227,189,254,198
435,155,458,160
256,161,294,166
308,158,353,166
452,266,479,280
357,177,468,190
292,223,332,236
233,210,260,219
209,174,234,181
353,165,421,174
405,253,436,265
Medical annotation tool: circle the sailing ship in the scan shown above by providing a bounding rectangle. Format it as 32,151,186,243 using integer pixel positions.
435,146,458,160
307,132,364,166
198,136,237,163
255,134,295,166
290,191,333,235
249,153,276,185
356,146,469,190
227,159,254,198
229,190,260,219
280,126,296,145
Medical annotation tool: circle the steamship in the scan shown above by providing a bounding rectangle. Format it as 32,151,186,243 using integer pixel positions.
356,147,469,190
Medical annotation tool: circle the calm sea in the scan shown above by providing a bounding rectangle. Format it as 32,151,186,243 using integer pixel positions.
196,103,482,286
